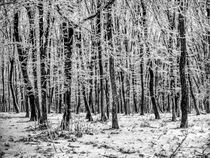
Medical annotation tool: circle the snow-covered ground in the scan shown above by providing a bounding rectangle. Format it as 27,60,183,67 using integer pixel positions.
0,112,209,158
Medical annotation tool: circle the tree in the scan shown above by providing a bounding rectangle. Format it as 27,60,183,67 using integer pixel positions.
26,5,41,120
107,0,119,129
96,0,108,121
205,0,210,113
14,10,37,120
142,0,160,119
178,0,189,128
38,0,50,124
61,22,74,129
9,57,19,113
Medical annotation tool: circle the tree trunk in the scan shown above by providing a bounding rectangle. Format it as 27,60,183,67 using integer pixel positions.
178,0,188,128
107,2,119,129
149,61,160,119
9,59,19,113
120,71,127,115
167,8,176,121
14,11,37,120
187,56,200,115
26,6,41,120
139,0,146,116
97,0,107,122
77,28,93,121
1,59,5,111
205,0,210,113
132,65,138,113
60,22,73,129
89,23,96,114
82,85,93,121
38,0,49,124
105,77,110,118
76,85,81,114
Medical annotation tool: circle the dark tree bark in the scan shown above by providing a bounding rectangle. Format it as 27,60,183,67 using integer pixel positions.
76,60,81,114
89,30,95,113
107,2,119,129
82,85,93,121
105,76,110,118
132,65,138,113
149,61,160,119
1,54,5,111
76,29,93,121
14,11,37,120
187,53,200,115
178,0,189,128
140,59,144,115
167,8,176,121
9,58,19,113
188,74,200,115
26,6,41,120
59,93,62,113
126,67,131,114
89,58,94,114
109,57,119,129
38,0,49,124
94,71,99,113
139,0,146,115
141,0,160,119
96,0,107,121
76,85,81,114
60,22,73,129
205,0,210,113
120,71,127,115
25,95,29,117
8,68,11,112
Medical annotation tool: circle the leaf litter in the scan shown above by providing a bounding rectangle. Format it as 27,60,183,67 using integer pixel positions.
0,112,209,157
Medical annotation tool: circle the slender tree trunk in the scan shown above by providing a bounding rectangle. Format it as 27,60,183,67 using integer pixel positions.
76,85,81,114
139,0,146,115
9,58,19,113
89,61,94,114
105,77,110,118
14,11,37,120
82,85,93,121
76,59,81,114
8,67,10,112
94,70,99,113
132,65,138,113
60,22,73,129
1,54,5,111
39,0,49,124
141,0,160,119
89,34,95,113
205,0,210,113
167,8,176,121
149,61,160,119
126,67,131,114
178,0,189,128
77,29,93,121
188,74,200,115
107,2,119,129
26,6,41,120
140,59,144,115
97,0,107,121
109,57,119,129
59,94,62,113
120,71,127,114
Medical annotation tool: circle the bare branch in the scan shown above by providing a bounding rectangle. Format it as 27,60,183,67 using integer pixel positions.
82,0,116,22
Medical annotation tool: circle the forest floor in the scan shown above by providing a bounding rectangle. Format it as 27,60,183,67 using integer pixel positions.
0,112,210,158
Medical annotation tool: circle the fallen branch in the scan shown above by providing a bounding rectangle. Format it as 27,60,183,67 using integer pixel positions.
169,134,188,158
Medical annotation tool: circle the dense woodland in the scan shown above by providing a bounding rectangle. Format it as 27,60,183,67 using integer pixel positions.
1,0,210,130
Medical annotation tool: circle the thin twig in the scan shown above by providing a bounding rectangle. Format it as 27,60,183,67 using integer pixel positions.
169,134,188,158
